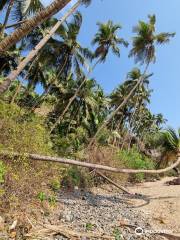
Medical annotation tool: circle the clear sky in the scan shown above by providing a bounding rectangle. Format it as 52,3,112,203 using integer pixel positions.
77,0,180,129
1,0,180,128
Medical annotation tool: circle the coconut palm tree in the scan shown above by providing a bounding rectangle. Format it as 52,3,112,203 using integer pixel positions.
129,15,175,65
0,0,15,37
49,20,128,133
88,14,175,147
0,0,46,38
110,68,152,149
0,0,91,94
29,12,93,111
92,20,128,62
0,0,92,52
159,127,180,175
161,128,180,154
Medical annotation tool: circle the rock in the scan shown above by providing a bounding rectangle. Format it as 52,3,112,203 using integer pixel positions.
56,191,165,240
63,210,74,222
166,177,180,185
9,220,18,231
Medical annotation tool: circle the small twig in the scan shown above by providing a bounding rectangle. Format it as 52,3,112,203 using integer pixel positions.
26,215,36,229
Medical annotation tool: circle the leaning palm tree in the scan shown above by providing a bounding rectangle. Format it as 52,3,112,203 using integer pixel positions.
49,20,128,133
0,0,92,94
0,0,92,52
160,127,180,175
163,128,180,152
88,14,175,147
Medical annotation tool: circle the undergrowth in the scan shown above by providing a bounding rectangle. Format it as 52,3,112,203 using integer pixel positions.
118,147,155,182
0,101,61,212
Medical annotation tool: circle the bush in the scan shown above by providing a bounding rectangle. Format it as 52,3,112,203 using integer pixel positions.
118,147,155,182
0,101,61,211
61,166,93,189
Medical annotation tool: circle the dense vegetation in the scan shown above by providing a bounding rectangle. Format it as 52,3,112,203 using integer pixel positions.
0,0,179,215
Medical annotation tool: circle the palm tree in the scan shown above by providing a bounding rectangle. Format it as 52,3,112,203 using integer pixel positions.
88,14,175,147
49,20,128,133
0,0,88,94
0,0,14,37
159,127,180,175
0,0,72,51
0,0,45,36
0,0,92,52
30,12,93,111
92,20,128,62
129,15,175,65
110,68,152,149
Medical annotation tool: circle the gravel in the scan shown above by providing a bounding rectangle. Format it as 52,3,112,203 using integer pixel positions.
56,188,166,240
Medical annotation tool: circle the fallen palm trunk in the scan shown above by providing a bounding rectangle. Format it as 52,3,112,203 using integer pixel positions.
1,151,180,174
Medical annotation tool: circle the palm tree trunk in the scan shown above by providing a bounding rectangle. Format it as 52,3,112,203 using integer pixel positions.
0,0,72,52
120,89,140,150
1,150,180,174
49,59,101,133
0,0,14,37
88,63,150,147
0,0,81,95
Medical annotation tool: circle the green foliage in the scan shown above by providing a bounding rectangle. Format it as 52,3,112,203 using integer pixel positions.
86,222,94,231
0,101,61,210
50,179,61,192
0,161,6,183
0,100,52,154
113,228,122,240
62,166,93,188
118,147,155,181
162,127,180,152
48,195,57,206
37,192,46,202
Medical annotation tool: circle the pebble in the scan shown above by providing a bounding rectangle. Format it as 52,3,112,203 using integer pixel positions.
57,190,165,240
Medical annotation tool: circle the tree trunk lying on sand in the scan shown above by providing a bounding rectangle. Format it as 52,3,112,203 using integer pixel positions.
1,151,180,174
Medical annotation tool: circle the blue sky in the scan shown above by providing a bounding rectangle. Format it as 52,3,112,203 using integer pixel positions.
1,0,180,128
76,0,180,129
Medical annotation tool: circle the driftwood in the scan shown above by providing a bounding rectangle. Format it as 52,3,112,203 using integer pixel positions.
26,224,114,239
1,151,180,174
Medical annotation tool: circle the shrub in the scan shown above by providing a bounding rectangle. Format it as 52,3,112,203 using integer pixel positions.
37,192,46,203
61,166,93,189
118,147,155,182
50,179,61,192
0,101,60,211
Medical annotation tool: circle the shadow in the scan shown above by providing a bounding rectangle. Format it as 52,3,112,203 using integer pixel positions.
57,190,152,208
127,194,180,208
57,189,180,209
